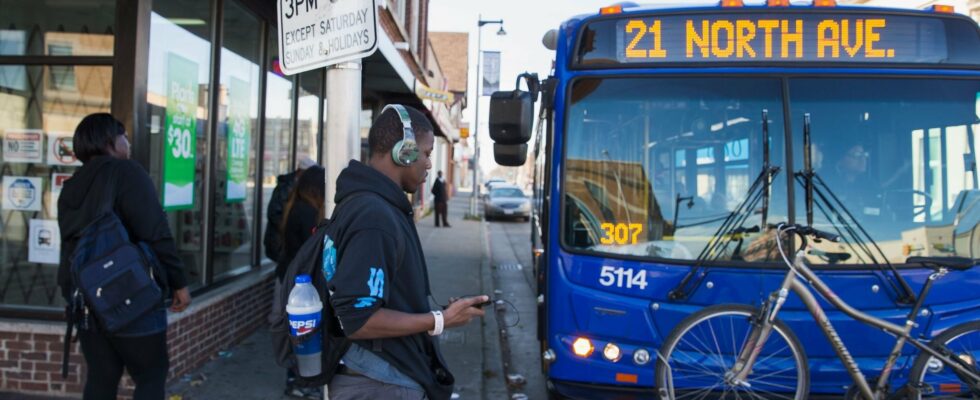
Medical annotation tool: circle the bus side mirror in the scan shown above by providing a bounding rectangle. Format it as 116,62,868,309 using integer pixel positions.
489,90,533,145
493,143,528,166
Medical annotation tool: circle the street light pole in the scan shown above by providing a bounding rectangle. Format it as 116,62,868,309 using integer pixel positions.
469,15,505,217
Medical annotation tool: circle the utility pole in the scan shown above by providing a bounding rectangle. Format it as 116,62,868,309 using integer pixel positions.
468,15,506,217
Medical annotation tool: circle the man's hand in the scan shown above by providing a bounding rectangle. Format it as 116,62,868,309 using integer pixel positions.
170,287,192,312
442,295,488,329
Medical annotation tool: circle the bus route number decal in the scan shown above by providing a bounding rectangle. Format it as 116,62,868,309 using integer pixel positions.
600,223,642,245
599,266,649,290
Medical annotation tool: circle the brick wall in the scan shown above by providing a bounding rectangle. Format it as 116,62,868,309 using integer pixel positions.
0,271,274,398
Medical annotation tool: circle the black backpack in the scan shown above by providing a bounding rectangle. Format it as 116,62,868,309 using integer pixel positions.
268,193,369,386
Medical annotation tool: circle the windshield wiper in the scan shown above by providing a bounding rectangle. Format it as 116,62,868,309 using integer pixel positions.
795,113,916,304
670,110,780,300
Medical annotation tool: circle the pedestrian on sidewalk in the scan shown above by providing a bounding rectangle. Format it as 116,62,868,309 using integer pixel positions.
278,165,326,399
58,113,191,400
431,170,450,227
264,157,317,263
326,104,487,400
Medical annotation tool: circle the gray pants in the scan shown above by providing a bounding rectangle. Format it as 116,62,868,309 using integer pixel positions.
328,373,426,400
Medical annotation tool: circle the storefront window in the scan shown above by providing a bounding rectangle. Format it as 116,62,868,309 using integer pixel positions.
297,71,322,163
0,0,115,57
212,0,261,279
261,30,294,263
146,0,212,287
0,65,112,308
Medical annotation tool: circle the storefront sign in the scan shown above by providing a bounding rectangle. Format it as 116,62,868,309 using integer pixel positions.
226,77,251,203
277,0,379,74
47,131,82,166
2,176,42,211
415,82,455,104
28,219,60,265
2,130,43,163
163,53,199,211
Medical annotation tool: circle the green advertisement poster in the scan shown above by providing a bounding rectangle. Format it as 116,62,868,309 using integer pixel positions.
163,53,198,210
225,77,251,203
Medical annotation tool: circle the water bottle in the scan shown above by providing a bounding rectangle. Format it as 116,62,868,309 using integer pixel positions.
287,274,322,377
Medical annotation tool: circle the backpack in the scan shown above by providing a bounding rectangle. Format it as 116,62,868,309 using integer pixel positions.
61,167,166,377
263,173,296,262
268,193,368,387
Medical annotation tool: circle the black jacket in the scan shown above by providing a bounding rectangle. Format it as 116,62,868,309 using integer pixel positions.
430,179,447,204
264,170,299,262
57,156,187,301
276,200,318,281
326,160,454,400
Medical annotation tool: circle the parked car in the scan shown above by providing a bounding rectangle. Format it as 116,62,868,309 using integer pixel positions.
484,185,531,221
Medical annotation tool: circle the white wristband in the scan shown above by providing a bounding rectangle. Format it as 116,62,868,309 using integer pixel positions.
428,310,444,336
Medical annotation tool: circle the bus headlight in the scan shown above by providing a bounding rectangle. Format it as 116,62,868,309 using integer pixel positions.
633,348,651,365
572,337,594,357
603,343,622,362
958,353,975,366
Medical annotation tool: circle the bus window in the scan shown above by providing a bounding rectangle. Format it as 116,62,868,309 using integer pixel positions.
789,78,980,264
563,77,787,262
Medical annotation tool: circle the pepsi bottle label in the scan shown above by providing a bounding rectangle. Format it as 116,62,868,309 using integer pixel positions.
288,311,323,355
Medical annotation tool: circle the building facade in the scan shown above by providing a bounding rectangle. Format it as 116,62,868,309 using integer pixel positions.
0,0,465,397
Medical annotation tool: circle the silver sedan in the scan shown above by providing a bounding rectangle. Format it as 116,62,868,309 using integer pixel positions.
484,186,531,221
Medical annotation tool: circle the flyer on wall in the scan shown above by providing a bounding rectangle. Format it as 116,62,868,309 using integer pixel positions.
2,176,43,212
28,219,60,265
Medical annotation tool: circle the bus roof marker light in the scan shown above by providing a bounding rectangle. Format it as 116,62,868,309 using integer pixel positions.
572,337,594,357
813,0,836,7
767,0,790,6
600,5,623,15
603,343,622,362
721,0,744,7
930,4,955,13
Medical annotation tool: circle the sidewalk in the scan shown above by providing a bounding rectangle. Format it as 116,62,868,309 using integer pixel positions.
165,194,507,400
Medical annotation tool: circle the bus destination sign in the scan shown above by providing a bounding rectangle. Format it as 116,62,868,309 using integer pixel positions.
577,13,980,65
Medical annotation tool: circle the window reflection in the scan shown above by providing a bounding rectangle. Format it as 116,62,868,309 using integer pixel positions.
212,0,261,279
790,78,980,264
563,78,788,262
146,2,212,287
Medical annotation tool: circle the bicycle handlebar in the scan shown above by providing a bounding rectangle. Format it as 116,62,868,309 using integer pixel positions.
778,223,842,243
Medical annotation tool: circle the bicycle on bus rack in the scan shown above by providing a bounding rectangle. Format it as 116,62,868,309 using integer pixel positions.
654,223,980,400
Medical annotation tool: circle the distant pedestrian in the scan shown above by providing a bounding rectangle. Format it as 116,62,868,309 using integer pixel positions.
278,165,326,399
431,170,450,227
58,113,191,400
326,104,486,400
264,157,317,262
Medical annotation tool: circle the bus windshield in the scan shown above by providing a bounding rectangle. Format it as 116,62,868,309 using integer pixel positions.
563,76,980,265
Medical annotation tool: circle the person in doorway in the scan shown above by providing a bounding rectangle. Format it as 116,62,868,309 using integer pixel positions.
431,170,450,227
278,165,326,399
264,157,317,262
58,113,191,400
326,104,486,400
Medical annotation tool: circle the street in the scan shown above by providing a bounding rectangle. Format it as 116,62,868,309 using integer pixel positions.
164,193,546,400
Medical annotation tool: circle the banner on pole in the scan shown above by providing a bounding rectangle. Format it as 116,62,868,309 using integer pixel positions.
481,51,500,95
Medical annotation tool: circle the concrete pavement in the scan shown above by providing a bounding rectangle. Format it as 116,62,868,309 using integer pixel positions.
165,194,510,400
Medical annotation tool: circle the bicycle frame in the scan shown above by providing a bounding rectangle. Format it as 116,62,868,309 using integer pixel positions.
730,251,980,400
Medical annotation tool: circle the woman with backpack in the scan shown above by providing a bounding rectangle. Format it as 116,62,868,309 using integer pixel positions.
58,113,191,400
277,165,326,399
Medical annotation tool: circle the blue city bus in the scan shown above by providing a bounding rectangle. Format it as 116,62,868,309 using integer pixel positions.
487,1,980,398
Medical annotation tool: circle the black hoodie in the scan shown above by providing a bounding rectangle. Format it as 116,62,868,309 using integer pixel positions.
326,160,454,400
57,156,187,301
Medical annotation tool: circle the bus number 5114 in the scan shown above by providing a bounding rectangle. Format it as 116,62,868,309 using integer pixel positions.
599,266,649,290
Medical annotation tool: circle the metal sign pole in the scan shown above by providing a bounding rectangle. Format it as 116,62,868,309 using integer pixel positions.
324,61,363,217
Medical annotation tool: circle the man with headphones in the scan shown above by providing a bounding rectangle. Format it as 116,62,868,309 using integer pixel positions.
324,104,488,400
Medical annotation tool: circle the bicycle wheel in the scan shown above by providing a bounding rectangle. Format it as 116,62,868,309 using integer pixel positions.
655,304,809,400
908,320,980,399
